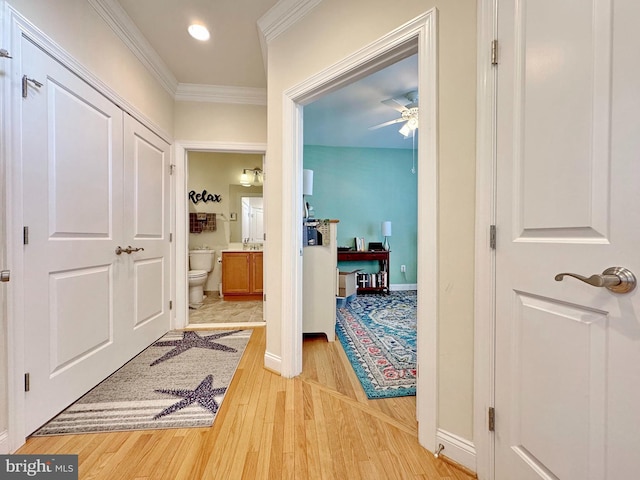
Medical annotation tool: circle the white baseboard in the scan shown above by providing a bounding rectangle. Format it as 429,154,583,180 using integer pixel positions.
264,351,281,373
0,430,8,454
390,283,417,291
436,428,476,473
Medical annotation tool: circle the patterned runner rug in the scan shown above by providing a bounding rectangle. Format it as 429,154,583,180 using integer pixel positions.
336,291,416,399
33,329,251,436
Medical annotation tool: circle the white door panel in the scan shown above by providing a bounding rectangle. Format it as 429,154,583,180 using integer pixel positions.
21,40,171,434
22,38,124,434
495,0,639,479
122,115,170,350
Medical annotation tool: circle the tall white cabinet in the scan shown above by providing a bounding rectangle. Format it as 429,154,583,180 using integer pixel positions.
303,220,338,341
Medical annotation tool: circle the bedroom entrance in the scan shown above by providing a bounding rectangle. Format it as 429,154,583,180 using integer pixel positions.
300,52,419,419
279,10,438,452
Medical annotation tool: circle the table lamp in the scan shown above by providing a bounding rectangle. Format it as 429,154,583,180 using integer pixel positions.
381,221,392,251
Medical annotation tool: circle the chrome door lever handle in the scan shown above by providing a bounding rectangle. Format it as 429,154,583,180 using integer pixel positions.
555,267,636,293
115,246,145,255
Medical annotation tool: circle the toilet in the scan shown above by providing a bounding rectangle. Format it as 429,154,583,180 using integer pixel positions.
188,249,215,307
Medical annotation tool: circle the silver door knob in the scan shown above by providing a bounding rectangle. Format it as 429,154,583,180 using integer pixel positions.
555,267,636,293
115,246,145,255
0,270,10,282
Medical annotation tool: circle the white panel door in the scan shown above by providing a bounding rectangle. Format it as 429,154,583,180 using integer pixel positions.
21,40,171,434
121,114,170,354
21,38,124,434
495,1,640,479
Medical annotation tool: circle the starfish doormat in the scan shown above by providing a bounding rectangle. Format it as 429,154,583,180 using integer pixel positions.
32,329,252,435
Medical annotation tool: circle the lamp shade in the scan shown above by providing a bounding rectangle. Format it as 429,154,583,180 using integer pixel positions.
381,221,392,237
303,169,314,195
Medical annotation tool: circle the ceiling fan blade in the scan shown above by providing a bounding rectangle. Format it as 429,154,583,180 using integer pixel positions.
368,117,407,130
381,98,409,113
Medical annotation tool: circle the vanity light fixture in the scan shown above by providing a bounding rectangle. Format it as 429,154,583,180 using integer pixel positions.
188,24,210,41
240,168,263,187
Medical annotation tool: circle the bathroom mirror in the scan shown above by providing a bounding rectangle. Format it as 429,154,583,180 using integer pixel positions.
229,184,262,243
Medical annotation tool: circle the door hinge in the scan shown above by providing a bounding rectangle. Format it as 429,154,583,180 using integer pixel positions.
489,224,496,250
169,300,173,310
22,75,43,98
488,407,495,431
24,373,30,392
491,39,498,65
169,233,173,242
263,294,266,302
169,164,175,175
23,226,29,245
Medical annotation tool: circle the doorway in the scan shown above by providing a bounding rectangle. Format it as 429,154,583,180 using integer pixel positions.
173,143,268,331
279,11,438,451
300,54,419,420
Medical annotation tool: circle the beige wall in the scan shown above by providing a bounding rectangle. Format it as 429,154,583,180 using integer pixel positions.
174,102,267,143
6,0,174,134
265,0,477,440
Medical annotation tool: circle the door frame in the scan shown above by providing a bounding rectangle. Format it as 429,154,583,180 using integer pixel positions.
474,0,499,478
2,6,174,451
279,10,439,451
172,141,268,330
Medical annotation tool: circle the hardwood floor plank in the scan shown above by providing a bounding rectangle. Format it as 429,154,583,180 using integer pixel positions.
15,326,475,480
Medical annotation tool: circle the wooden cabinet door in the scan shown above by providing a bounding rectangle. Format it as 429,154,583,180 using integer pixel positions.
221,252,251,294
251,252,264,294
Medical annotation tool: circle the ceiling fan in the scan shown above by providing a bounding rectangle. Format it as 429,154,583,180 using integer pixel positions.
369,90,419,137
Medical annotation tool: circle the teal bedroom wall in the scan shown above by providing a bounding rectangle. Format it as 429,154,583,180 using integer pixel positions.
303,145,418,286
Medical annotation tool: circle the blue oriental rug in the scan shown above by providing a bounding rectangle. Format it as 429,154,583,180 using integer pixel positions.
336,291,417,399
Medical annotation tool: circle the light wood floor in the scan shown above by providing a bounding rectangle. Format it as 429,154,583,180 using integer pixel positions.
17,327,475,479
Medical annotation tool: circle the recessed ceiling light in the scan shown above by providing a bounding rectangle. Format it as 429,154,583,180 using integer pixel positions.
188,24,210,41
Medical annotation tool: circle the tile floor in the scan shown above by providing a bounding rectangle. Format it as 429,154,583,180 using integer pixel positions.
188,292,264,325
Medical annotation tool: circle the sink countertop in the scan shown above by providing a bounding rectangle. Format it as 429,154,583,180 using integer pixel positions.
222,244,263,253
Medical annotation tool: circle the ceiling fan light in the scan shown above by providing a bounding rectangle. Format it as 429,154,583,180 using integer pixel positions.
188,24,210,41
399,123,412,137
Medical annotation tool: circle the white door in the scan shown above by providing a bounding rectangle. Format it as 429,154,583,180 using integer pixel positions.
21,38,170,434
495,1,640,479
121,114,171,354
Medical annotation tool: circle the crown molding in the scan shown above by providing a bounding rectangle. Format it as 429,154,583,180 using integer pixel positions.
88,0,178,96
257,0,322,70
175,84,267,105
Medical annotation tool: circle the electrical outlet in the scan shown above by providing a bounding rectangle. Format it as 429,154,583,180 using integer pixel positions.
401,265,406,273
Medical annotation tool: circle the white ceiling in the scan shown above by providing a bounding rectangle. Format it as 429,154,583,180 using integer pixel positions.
115,0,418,148
118,0,277,87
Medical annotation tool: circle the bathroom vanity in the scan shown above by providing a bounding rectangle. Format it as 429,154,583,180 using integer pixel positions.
221,250,263,300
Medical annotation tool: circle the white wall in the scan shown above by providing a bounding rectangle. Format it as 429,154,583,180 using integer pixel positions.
264,0,477,441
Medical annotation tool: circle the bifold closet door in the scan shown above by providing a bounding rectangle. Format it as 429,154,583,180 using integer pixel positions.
21,37,170,434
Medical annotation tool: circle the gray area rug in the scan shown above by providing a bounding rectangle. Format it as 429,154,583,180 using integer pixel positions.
33,329,252,436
